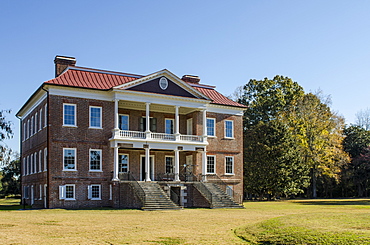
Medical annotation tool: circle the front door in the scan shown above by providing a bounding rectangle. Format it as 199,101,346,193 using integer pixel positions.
141,156,154,181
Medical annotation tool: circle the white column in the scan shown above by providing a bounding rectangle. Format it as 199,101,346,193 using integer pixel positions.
174,149,180,181
201,149,207,182
145,102,151,133
114,99,119,130
175,106,180,134
145,147,151,181
112,146,119,181
202,109,207,137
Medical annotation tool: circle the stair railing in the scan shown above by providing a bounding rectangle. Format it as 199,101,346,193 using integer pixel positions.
125,172,146,205
201,174,243,204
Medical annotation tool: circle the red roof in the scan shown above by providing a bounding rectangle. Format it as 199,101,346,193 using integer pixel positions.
44,66,141,90
192,86,246,108
44,66,246,108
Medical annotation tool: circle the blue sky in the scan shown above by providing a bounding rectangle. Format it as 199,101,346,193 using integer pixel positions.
1,1,370,152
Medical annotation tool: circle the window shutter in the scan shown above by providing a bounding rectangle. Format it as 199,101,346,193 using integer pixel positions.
88,185,92,199
59,185,65,200
151,118,157,132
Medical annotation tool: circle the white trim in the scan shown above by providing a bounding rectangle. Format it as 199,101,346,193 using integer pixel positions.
88,184,101,200
48,86,113,102
140,155,154,181
38,150,42,173
89,149,102,172
114,69,210,100
225,156,234,175
63,184,76,200
165,155,174,174
44,147,48,171
44,104,47,128
118,153,129,173
206,155,216,174
206,118,216,137
63,103,77,127
165,118,174,134
118,114,129,130
206,104,245,116
224,120,234,139
63,148,77,171
17,92,47,119
89,106,102,129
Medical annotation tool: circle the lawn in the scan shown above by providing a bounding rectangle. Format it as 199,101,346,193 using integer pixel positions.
0,198,369,244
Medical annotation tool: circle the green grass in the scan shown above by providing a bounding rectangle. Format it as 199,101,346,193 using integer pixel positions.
1,198,369,244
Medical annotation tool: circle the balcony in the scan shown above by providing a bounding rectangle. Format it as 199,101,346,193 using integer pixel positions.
112,129,207,144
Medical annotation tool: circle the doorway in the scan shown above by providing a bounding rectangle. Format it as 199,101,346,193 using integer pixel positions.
141,155,154,181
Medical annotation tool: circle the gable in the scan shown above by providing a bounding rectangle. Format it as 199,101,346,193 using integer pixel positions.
126,76,198,98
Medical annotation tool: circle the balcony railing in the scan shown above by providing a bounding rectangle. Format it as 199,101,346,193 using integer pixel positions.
113,130,206,143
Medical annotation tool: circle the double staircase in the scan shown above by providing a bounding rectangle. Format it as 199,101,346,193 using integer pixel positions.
195,182,244,209
136,182,182,211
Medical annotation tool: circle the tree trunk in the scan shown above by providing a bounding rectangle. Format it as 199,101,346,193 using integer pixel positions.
312,167,317,198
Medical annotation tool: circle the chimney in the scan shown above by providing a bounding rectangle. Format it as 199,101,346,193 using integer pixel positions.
54,55,76,77
181,75,200,84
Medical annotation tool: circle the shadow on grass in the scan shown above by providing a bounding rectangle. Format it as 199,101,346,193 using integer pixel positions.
294,199,370,206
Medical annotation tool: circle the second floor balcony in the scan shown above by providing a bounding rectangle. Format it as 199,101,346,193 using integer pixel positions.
112,129,207,144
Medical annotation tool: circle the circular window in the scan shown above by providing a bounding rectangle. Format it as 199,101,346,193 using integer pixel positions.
159,77,168,90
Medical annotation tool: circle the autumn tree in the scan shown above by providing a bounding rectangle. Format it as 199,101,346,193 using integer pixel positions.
283,93,349,198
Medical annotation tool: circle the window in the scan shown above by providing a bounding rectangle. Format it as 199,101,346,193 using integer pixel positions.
39,184,42,200
34,153,37,173
44,148,47,171
89,149,102,171
44,104,47,128
35,113,38,133
165,119,174,134
59,184,75,200
225,156,234,174
63,104,76,126
140,117,157,132
31,116,34,136
225,120,234,138
23,122,26,141
63,148,76,170
22,158,25,176
26,156,30,175
39,108,43,131
39,150,42,173
30,153,33,174
207,155,215,174
187,118,193,135
89,106,102,128
206,118,215,137
119,154,128,173
119,114,129,130
27,119,30,139
165,156,174,173
88,185,101,200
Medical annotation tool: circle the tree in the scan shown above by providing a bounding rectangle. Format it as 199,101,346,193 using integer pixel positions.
355,108,370,130
0,154,20,197
239,76,309,198
0,109,13,162
283,92,349,198
342,125,370,197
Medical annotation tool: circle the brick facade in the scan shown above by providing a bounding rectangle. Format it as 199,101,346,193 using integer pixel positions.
18,57,245,209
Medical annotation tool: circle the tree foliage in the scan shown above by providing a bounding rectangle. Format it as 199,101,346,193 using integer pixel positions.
355,108,370,130
238,76,348,199
0,109,13,162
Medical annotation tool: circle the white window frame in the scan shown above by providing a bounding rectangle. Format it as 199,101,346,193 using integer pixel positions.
89,106,102,129
187,118,193,135
39,184,42,200
118,154,129,173
27,119,30,139
30,153,33,174
23,122,26,141
206,118,216,137
165,156,174,174
35,112,38,134
119,114,129,130
26,155,30,175
44,104,47,128
44,148,48,171
165,118,174,134
31,116,34,136
206,155,216,174
225,156,234,175
39,150,42,173
225,120,234,139
63,103,77,127
88,184,101,200
39,108,43,131
63,148,77,171
59,184,75,200
89,149,102,171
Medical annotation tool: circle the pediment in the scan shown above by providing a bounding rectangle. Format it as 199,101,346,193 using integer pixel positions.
114,69,210,100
